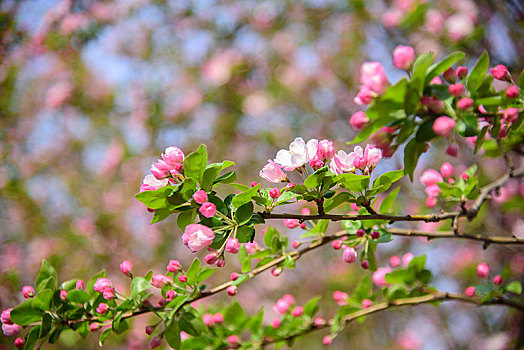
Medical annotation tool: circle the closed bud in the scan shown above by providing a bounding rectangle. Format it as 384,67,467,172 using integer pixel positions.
342,246,357,263
362,299,373,308
443,67,455,83
465,286,476,297
331,240,343,250
323,336,332,345
213,313,224,323
151,274,173,288
493,275,503,285
361,260,369,269
199,202,216,218
271,267,283,276
448,83,464,96
292,241,300,249
215,258,225,267
490,65,509,81
167,259,182,272
272,318,281,329
356,228,365,237
226,285,237,296
456,66,468,79
370,231,380,240
440,162,454,178
89,323,100,332
59,289,68,301
76,280,84,290
166,290,176,301
178,274,187,283
96,303,109,315
389,255,401,267
506,86,519,98
120,260,132,276
269,187,281,199
477,262,490,278
230,272,239,281
150,335,163,349
203,314,214,327
349,111,369,130
192,190,208,204
291,306,304,317
205,253,218,265
226,238,240,254
145,325,155,335
446,144,459,157
14,337,25,348
22,286,35,298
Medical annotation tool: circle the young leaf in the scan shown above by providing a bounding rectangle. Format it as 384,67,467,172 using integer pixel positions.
467,51,489,96
10,299,43,325
425,51,465,85
130,277,150,298
232,184,260,208
234,202,254,225
505,281,522,295
186,258,201,285
183,144,208,183
379,187,400,214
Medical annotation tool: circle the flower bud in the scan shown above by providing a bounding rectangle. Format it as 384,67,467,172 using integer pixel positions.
272,318,281,329
356,228,365,237
271,267,282,276
162,146,184,167
227,335,239,344
199,202,216,218
448,83,464,96
342,246,357,263
203,314,214,327
150,160,171,180
361,260,369,269
370,231,380,240
443,67,455,83
22,286,35,298
120,260,132,276
205,253,218,265
76,280,84,290
372,267,391,287
432,116,456,137
230,272,239,281
96,303,109,315
167,260,181,272
178,275,187,283
150,335,163,349
477,262,490,278
283,219,299,229
440,162,454,178
151,274,173,288
274,299,291,314
215,258,225,267
309,158,324,170
89,323,100,332
251,181,259,187
402,253,414,266
420,169,443,186
465,286,476,297
269,187,281,199
314,317,326,326
331,240,343,250
392,45,415,70
493,275,503,285
292,241,300,249
299,223,306,229
291,306,304,317
193,190,208,204
456,66,468,79
362,299,373,308
490,65,509,81
506,86,519,98
166,290,176,301
457,97,474,110
389,255,401,267
323,336,332,345
60,289,68,301
14,337,25,348
316,140,336,161
349,111,369,130
226,285,237,296
503,107,519,123
145,325,155,335
446,144,459,157
226,238,240,254
213,313,224,323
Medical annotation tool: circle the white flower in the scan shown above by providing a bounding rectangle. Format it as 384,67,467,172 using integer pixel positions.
329,150,357,174
274,137,318,170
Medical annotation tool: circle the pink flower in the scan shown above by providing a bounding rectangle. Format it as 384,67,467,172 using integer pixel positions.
372,267,392,287
490,65,509,80
102,288,115,300
269,188,281,199
425,184,441,197
60,289,69,301
349,111,369,130
14,337,24,348
93,278,113,293
283,219,299,229
389,255,401,267
323,336,332,345
245,242,259,254
354,86,377,105
309,158,324,170
314,317,326,326
425,9,444,34
225,238,240,254
448,83,464,96
259,160,287,183
503,108,519,123
96,303,109,314
362,299,373,308
89,323,100,332
430,76,443,85
199,202,216,218
446,144,459,157
364,144,382,169
205,253,217,265
120,260,132,276
22,286,35,298
230,272,239,281
316,140,336,161
140,174,168,192
76,280,84,290
151,274,172,288
440,163,454,178
162,146,184,167
203,314,214,327
167,260,181,272
275,137,318,170
213,313,224,323
402,253,414,266
420,169,443,186
178,275,187,283
150,335,163,349
272,318,281,329
291,306,304,317
182,224,215,252
493,275,503,285
457,97,474,110
331,240,342,250
1,309,13,325
506,86,519,98
477,262,490,278
392,45,415,70
432,116,456,137
330,150,356,174
360,62,388,94
145,326,155,335
333,291,348,305
227,335,239,344
226,285,237,296
150,160,171,180
166,290,176,301
465,286,476,297
2,323,22,336
342,247,357,263
193,190,208,204
274,299,291,314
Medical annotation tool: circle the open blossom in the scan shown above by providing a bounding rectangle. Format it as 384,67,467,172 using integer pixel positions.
182,224,215,252
162,146,184,167
364,144,382,169
140,174,168,192
330,150,356,174
360,62,388,95
349,111,369,130
275,137,318,170
392,45,415,70
151,274,172,288
259,160,287,183
316,140,335,161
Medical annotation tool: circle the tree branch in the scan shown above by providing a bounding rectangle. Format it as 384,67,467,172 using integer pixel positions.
387,228,524,245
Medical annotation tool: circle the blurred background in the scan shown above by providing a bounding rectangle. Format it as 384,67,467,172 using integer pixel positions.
1,0,524,348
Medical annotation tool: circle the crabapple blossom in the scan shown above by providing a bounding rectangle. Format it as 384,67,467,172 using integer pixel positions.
14,338,24,348
316,140,336,160
150,335,163,348
166,290,176,301
372,267,392,287
22,286,35,298
389,255,401,267
314,317,326,326
225,238,240,254
245,242,259,253
269,187,280,198
199,202,216,218
490,65,509,80
167,260,181,272
402,253,414,266
440,163,454,178
2,323,21,337
182,224,215,252
456,66,468,79
333,291,349,306
94,278,112,293
362,299,373,308
432,117,456,137
477,263,490,278
323,336,332,345
203,314,214,327
150,160,171,180
89,323,100,332
140,174,168,192
151,274,172,288
457,97,474,110
361,260,369,269
349,111,369,130
76,280,84,290
392,45,415,70
213,313,224,323
342,246,357,263
227,335,239,344
331,240,343,250
226,285,237,296
354,85,376,105
506,86,519,98
96,303,109,314
192,190,208,204
465,286,476,297
420,169,443,186
330,150,356,174
178,275,188,282
291,306,304,317
272,318,281,329
503,108,519,123
283,219,299,229
494,275,503,285
364,145,382,169
120,260,132,276
1,309,12,325
259,160,287,183
359,62,388,95
230,272,239,281
448,83,464,96
205,253,217,265
274,137,318,170
161,146,184,167
446,144,459,157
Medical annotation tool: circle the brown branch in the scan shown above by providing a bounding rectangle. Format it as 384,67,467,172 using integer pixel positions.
387,228,524,245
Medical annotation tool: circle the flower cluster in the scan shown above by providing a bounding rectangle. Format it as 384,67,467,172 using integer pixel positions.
139,146,185,193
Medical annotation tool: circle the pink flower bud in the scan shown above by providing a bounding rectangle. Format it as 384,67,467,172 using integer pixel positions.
269,188,281,199
354,86,376,105
274,299,291,314
389,255,401,267
446,144,459,157
465,286,476,297
370,231,380,240
493,275,503,285
356,228,365,237
226,238,240,254
440,162,454,178
96,303,109,314
420,169,443,186
299,223,306,229
331,240,343,250
457,97,474,110
456,66,468,79
425,184,441,198
199,202,216,218
393,45,415,70
213,313,224,323
158,298,166,308
343,246,357,263
89,323,100,332
361,260,369,269
503,107,519,123
145,325,155,335
245,242,258,254
103,288,115,300
432,116,456,137
283,219,299,229
166,290,176,301
333,291,348,305
461,172,470,180
150,160,171,180
22,286,35,298
490,65,509,80
120,260,132,276
314,317,326,326
272,318,281,329
1,309,13,325
349,111,369,130
448,83,464,96
167,260,181,272
323,336,332,345
178,275,187,283
182,224,215,252
251,181,259,187
291,306,304,317
309,158,324,170
316,140,336,161
372,267,392,287
282,294,294,304
402,253,414,266
226,285,237,296
150,335,163,349
203,314,214,327
76,280,84,290
259,160,287,183
506,86,519,98
292,241,300,249
93,278,112,293
426,196,437,208
271,267,282,276
2,323,21,337
14,337,25,348
162,146,184,167
362,299,373,308
151,274,172,288
205,253,217,265
215,258,225,268
286,183,295,190
353,156,366,170
230,272,239,281
60,289,68,301
443,68,455,83
477,262,490,278
193,190,208,204
227,335,239,344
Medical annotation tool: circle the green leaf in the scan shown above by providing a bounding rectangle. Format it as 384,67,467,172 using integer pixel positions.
304,167,329,188
151,208,172,224
165,319,181,349
404,86,420,116
183,144,208,183
35,260,57,292
282,254,296,269
403,138,426,181
385,269,408,284
135,186,177,210
505,281,522,295
197,267,216,283
303,296,321,318
519,69,524,90
99,328,112,347
457,115,478,137
225,302,245,327
474,125,489,154
214,170,237,185
264,226,279,249
167,295,190,318
415,118,436,142
32,289,53,313
407,255,426,273
232,184,260,208
24,325,40,350
40,313,52,339
66,290,90,304
324,192,355,212
236,225,255,243
379,187,400,214
234,202,254,225
342,220,361,234
201,161,235,191
177,209,196,231
411,52,435,92
179,312,201,336
186,258,201,285
275,191,300,205
10,299,43,326
130,277,150,298
425,51,465,85
335,173,370,192
467,51,489,97
372,170,404,193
